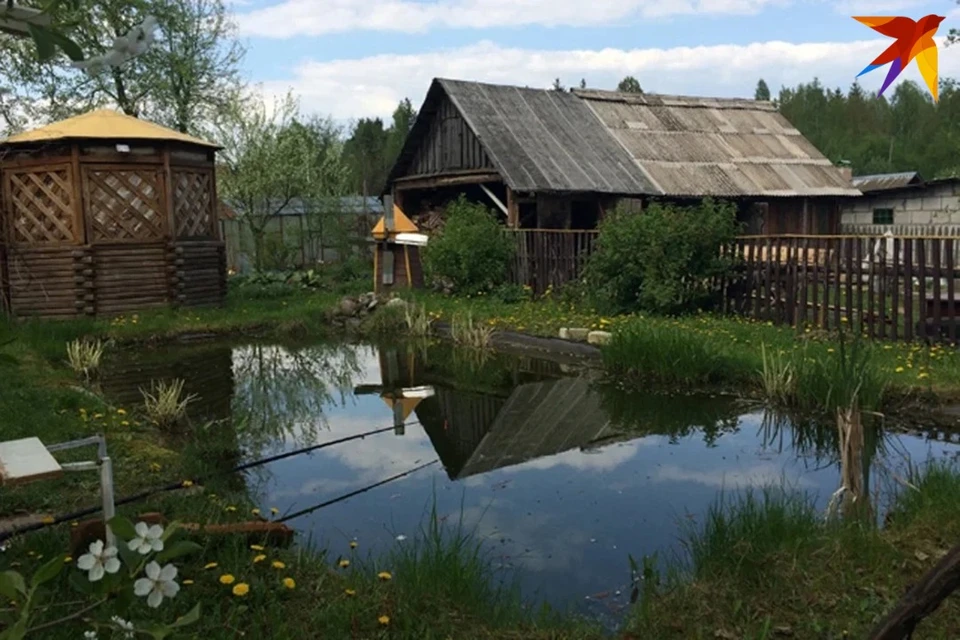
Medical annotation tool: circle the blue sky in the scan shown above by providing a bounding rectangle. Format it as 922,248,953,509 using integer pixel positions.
224,0,960,120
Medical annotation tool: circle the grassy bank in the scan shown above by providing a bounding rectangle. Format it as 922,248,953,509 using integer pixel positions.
624,463,960,639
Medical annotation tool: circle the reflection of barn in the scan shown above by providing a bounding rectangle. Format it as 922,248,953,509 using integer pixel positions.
356,345,636,479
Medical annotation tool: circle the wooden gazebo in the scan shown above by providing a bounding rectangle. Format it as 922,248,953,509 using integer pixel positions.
0,109,227,318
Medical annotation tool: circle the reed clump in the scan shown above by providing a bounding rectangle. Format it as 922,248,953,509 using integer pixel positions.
403,304,432,337
450,312,493,348
140,378,197,429
65,338,105,380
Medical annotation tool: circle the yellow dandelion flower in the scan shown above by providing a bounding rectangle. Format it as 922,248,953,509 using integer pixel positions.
896,366,905,373
272,561,285,569
253,554,267,563
377,571,392,581
251,508,261,516
204,562,218,570
225,505,237,512
93,413,104,419
120,420,130,426
40,516,54,524
183,579,194,585
827,348,835,353
345,588,357,596
918,372,930,379
232,583,250,597
250,545,265,551
63,556,72,563
182,480,193,488
350,541,358,549
219,574,236,585
339,559,350,568
378,615,390,626
117,408,127,415
270,507,279,515
283,577,296,590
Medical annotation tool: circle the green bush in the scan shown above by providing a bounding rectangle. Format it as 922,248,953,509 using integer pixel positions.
422,196,514,294
584,198,741,314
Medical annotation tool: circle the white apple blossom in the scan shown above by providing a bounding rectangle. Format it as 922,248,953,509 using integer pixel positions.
72,15,158,74
127,521,164,555
76,540,121,582
83,631,97,640
134,561,180,609
111,615,135,639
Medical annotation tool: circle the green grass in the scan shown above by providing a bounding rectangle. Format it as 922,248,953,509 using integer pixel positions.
624,463,960,639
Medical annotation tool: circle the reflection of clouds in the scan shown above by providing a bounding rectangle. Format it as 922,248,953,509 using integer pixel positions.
514,437,663,473
652,462,814,489
269,477,356,500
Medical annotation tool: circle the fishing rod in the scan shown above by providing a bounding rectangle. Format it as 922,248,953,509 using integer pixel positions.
276,459,439,524
0,420,422,543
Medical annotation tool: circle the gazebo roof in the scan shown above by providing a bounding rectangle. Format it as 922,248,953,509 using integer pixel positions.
1,109,219,149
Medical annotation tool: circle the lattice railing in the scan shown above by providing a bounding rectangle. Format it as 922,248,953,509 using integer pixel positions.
172,169,214,238
4,166,76,244
85,167,165,241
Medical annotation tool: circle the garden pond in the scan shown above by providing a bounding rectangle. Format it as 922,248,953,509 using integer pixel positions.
101,338,960,624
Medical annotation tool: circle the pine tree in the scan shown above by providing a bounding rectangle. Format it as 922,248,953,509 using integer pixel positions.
754,79,771,101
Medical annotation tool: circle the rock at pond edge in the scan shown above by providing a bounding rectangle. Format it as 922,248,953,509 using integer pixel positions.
587,330,612,345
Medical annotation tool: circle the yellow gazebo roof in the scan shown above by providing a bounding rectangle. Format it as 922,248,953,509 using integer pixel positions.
372,205,418,239
1,109,219,148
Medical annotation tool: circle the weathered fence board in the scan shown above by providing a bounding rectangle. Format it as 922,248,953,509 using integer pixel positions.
504,229,597,295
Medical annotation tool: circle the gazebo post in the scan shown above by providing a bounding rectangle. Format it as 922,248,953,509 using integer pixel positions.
69,143,86,244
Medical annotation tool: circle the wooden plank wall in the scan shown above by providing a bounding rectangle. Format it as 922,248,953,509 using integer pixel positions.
409,95,494,175
173,241,227,308
505,229,598,295
728,234,960,342
5,246,92,318
94,243,169,316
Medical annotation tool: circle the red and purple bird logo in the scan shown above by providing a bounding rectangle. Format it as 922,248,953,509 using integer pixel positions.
854,14,945,102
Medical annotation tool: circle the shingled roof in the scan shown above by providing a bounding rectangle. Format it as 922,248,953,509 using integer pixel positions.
388,78,860,198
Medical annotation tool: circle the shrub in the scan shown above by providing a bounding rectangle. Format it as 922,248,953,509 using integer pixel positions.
422,196,514,294
584,198,741,314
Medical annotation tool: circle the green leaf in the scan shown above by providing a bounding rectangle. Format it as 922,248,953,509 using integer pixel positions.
107,515,138,541
68,569,94,596
117,542,140,575
30,555,63,589
0,617,28,640
155,541,202,564
45,30,84,62
0,354,19,366
169,602,201,628
0,572,26,601
161,522,181,543
26,23,56,61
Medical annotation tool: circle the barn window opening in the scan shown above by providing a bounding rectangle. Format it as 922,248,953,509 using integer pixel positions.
872,208,894,225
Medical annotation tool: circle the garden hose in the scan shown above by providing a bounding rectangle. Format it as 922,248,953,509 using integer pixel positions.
0,421,423,543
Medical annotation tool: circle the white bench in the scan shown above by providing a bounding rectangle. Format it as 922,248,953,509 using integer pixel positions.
0,435,116,545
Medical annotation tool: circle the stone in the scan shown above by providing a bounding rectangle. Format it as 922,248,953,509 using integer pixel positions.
558,328,569,339
587,330,612,345
345,317,362,330
564,328,591,341
339,297,359,316
386,298,408,309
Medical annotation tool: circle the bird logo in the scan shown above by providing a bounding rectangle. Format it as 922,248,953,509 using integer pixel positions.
853,15,945,102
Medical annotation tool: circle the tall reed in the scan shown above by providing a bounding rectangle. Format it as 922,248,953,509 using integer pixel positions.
140,378,197,429
404,304,432,337
450,312,493,348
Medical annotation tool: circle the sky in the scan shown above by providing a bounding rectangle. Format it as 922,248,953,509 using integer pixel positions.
226,0,960,122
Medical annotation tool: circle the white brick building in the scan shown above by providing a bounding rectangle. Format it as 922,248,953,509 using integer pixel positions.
840,172,960,234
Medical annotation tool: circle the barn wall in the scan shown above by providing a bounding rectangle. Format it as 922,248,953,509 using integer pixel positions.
408,95,494,176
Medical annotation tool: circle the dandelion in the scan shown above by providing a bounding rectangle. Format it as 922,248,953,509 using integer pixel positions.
919,372,930,379
225,506,237,512
63,556,72,563
77,540,121,582
250,544,265,551
253,554,266,563
117,408,127,415
283,577,296,589
232,583,250,597
379,615,390,626
339,559,350,568
219,574,235,585
270,507,279,515
377,571,392,581
183,579,194,585
181,480,193,488
149,463,162,472
272,561,286,569
204,562,218,570
350,540,358,549
128,522,164,555
251,508,260,516
120,421,130,426
896,366,905,373
134,561,179,609
345,588,356,596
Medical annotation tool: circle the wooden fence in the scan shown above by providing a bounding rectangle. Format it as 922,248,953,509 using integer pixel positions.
728,234,960,342
505,229,598,295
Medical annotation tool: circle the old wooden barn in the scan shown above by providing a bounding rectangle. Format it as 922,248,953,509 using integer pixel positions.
383,78,860,235
0,110,227,319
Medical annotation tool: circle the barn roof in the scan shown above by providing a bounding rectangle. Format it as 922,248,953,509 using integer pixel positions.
2,109,219,149
572,89,861,198
851,171,924,193
388,78,861,198
387,78,658,195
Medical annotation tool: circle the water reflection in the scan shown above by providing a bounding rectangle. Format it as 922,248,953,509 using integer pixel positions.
101,339,960,619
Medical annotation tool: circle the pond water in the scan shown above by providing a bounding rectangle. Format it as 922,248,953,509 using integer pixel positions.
101,339,960,623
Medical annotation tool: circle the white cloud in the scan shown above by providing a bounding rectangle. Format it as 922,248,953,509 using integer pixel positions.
236,0,790,37
652,461,816,489
256,37,960,121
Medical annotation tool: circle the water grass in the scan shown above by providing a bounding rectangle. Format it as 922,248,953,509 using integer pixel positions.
65,338,105,380
450,311,494,348
403,303,433,337
140,378,197,429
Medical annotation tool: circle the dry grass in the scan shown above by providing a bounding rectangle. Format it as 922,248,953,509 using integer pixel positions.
140,378,197,429
404,303,433,337
65,338,104,380
450,312,494,348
